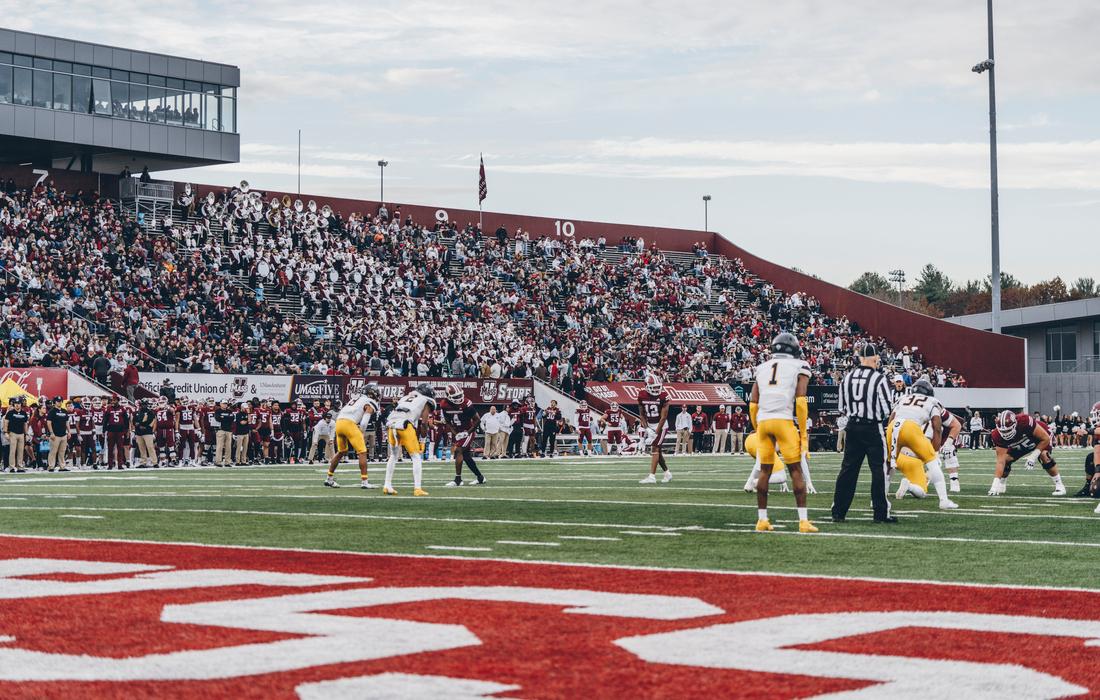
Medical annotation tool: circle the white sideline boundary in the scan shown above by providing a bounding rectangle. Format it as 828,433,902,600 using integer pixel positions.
4,504,1100,548
2,531,1100,595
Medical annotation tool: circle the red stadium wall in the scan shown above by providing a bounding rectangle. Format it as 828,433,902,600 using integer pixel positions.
709,238,1025,388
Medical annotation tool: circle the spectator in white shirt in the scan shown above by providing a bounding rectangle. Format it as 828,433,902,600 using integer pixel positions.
482,406,502,458
674,405,693,454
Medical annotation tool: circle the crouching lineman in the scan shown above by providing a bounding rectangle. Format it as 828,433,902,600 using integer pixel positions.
1073,402,1100,500
749,332,817,533
988,410,1065,496
886,380,958,509
324,386,380,489
440,384,486,487
383,384,437,496
741,431,818,494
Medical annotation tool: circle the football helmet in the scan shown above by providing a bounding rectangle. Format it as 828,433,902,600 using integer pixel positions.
996,410,1018,440
644,372,663,395
911,379,935,397
610,401,619,410
445,385,464,402
770,332,801,357
91,397,102,409
578,400,588,410
157,396,168,407
1091,401,1100,424
416,383,435,399
365,382,381,401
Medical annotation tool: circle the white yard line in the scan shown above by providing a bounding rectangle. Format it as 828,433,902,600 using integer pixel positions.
558,535,621,542
57,514,105,520
620,531,681,537
496,540,561,547
425,545,492,552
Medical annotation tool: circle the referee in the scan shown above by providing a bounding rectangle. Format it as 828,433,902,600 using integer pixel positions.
831,343,896,523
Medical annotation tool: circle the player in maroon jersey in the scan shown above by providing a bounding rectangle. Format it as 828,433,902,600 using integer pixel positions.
90,396,106,467
246,400,263,464
103,395,131,470
255,400,274,463
176,399,202,466
69,398,90,469
505,400,524,457
539,400,563,458
521,395,538,457
269,402,286,463
575,401,595,456
604,402,625,455
637,373,673,484
283,399,308,463
154,396,177,466
200,398,217,463
440,385,485,486
1073,402,1100,499
988,410,1064,496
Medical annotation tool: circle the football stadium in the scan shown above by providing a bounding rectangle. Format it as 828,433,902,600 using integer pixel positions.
2,6,1100,698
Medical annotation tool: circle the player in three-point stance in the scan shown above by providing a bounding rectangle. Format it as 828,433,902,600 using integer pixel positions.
325,384,381,489
439,384,486,487
383,384,437,496
988,409,1065,496
749,332,817,533
887,379,959,509
637,373,673,484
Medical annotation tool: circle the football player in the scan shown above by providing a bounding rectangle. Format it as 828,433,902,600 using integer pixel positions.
383,384,437,496
749,332,816,533
325,388,380,489
741,431,818,495
440,385,485,487
154,397,176,467
176,399,201,466
1073,402,1100,498
988,410,1065,496
604,401,624,455
637,373,673,484
887,380,958,509
575,400,595,456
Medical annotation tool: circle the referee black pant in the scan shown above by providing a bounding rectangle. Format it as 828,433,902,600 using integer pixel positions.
832,420,891,520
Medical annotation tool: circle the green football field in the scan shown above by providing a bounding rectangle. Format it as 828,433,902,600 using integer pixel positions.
2,449,1097,589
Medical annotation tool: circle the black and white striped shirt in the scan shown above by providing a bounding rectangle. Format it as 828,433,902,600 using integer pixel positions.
839,366,893,422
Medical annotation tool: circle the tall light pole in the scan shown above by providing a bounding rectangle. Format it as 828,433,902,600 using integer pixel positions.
702,195,711,232
889,269,906,303
297,129,301,195
377,159,388,202
973,0,1000,333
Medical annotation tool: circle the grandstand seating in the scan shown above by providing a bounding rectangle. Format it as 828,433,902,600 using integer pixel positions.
0,179,966,393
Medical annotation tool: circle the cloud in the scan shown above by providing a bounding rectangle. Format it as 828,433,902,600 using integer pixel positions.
486,138,1100,190
383,67,464,86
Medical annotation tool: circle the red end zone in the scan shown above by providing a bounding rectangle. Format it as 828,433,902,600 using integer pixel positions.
1,535,1099,699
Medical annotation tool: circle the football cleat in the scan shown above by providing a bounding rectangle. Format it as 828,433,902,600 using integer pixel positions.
468,478,485,486
895,478,911,499
1094,501,1100,515
444,478,462,488
413,488,429,497
639,474,657,484
661,471,673,483
939,499,959,510
382,486,398,495
798,520,819,533
949,479,961,493
324,479,339,488
755,519,774,532
360,481,378,489
1052,484,1067,496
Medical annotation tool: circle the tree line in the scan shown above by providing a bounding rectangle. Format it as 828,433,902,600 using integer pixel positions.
849,266,1097,318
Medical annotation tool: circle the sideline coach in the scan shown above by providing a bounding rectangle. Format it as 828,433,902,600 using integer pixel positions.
831,343,895,523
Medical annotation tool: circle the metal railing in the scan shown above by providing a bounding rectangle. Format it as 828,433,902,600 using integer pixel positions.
1046,355,1100,373
120,179,175,201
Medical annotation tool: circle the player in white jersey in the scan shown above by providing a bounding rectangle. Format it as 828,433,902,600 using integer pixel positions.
383,384,438,496
325,384,381,489
749,332,817,533
887,379,958,509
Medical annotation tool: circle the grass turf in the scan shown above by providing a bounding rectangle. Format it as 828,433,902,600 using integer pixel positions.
1,449,1097,589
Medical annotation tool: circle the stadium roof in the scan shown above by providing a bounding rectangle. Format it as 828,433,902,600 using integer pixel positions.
948,297,1100,331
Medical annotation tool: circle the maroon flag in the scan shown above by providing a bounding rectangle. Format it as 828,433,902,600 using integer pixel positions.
478,154,487,203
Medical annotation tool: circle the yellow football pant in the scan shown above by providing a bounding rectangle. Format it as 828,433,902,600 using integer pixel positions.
387,424,423,456
752,419,800,467
887,419,936,493
334,418,367,454
745,432,787,471
895,452,929,493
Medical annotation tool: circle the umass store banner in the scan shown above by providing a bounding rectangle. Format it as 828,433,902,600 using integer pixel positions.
584,382,746,411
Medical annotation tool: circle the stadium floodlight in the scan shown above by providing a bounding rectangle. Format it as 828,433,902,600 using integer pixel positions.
377,160,388,202
889,269,906,299
702,195,712,232
974,0,1001,333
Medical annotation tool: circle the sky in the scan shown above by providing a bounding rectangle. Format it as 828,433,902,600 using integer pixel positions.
5,1,1100,287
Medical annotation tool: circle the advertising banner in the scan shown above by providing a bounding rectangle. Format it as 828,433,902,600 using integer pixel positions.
138,372,293,403
584,382,746,410
729,383,840,412
289,375,348,403
0,367,71,398
348,376,533,405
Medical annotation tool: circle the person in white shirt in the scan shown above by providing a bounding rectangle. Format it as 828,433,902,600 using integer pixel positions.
492,406,512,458
835,414,848,452
674,406,692,454
482,406,501,458
311,412,335,463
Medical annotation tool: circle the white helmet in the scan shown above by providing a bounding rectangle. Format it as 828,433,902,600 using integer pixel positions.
996,410,1017,440
578,400,588,410
1090,401,1100,424
644,372,663,395
610,401,619,410
445,385,464,402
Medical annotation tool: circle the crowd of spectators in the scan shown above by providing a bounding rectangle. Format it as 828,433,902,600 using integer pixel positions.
0,178,966,392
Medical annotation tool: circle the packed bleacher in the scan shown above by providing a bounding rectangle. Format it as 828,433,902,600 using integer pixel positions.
0,179,967,391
